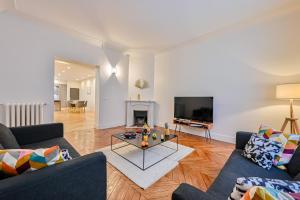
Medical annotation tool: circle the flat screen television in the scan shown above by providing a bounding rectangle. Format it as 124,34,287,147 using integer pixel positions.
174,97,213,123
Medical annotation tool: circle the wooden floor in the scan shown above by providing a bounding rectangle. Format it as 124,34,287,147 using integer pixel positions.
54,111,234,200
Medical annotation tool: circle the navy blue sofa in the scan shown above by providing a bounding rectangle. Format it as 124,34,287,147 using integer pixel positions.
0,123,107,200
172,131,300,200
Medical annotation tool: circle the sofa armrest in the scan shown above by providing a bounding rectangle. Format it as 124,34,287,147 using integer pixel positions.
0,152,106,200
10,123,64,145
172,183,214,200
235,131,254,150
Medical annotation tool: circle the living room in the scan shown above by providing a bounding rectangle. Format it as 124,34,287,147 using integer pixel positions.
1,0,300,200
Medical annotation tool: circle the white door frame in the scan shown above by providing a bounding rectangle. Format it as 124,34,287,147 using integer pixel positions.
95,65,101,129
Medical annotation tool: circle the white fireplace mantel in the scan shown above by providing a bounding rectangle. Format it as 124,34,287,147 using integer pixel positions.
126,100,155,128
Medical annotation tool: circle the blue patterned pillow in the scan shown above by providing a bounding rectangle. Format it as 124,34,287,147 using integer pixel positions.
229,177,300,200
242,135,282,170
61,149,72,161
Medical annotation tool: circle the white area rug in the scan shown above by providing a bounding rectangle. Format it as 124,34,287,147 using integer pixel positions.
97,141,194,189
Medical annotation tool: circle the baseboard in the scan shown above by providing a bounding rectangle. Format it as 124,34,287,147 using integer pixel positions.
183,130,235,144
99,122,125,129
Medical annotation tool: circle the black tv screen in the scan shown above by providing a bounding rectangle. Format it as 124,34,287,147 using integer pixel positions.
174,97,213,123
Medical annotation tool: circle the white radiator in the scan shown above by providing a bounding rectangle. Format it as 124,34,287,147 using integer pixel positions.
4,103,45,127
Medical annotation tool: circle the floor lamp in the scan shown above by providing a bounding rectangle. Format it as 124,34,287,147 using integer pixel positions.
276,84,300,134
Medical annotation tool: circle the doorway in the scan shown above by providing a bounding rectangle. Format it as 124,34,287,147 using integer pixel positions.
53,59,97,132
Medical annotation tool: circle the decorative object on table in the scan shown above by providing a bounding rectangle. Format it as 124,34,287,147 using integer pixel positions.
124,132,137,139
141,141,149,147
152,132,157,140
135,79,148,100
141,136,149,147
141,130,149,147
136,128,143,134
161,133,165,141
276,83,300,134
143,123,151,133
164,122,170,136
143,134,148,142
142,128,148,135
242,135,282,170
229,176,300,200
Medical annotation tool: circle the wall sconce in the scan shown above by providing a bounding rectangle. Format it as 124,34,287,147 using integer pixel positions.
111,67,117,75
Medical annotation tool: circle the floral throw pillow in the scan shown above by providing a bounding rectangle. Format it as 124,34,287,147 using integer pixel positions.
242,135,282,170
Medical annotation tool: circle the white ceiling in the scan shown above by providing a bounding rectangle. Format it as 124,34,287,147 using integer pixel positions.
54,60,95,82
12,0,297,51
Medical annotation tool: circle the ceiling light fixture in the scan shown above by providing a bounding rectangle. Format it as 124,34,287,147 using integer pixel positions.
67,66,71,70
111,67,117,75
62,70,65,73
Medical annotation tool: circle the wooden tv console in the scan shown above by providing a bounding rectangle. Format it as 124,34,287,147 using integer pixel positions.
173,118,213,140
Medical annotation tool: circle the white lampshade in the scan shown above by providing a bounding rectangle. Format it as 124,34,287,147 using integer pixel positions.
276,84,300,99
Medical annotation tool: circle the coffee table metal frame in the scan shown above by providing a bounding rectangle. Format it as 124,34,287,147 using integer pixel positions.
111,134,178,171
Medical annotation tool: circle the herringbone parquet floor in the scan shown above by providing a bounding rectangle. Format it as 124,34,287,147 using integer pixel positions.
55,111,234,200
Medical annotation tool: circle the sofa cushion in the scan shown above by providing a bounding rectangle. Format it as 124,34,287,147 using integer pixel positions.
242,186,298,200
0,124,20,149
274,133,300,167
287,145,300,178
229,177,300,200
242,135,282,170
0,146,72,177
21,138,80,158
207,150,292,200
258,125,282,139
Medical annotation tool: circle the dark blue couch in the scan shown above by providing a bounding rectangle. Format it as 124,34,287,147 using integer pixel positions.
0,123,107,200
172,131,300,200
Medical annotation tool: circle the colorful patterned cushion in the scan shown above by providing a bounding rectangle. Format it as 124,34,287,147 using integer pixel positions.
290,193,300,200
274,133,300,167
0,146,72,177
258,125,282,139
242,135,282,170
257,125,300,167
229,177,300,200
241,186,296,200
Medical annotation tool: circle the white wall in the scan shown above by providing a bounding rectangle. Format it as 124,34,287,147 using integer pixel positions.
128,53,155,100
99,48,129,128
80,78,96,112
0,11,129,129
67,81,80,100
154,11,300,143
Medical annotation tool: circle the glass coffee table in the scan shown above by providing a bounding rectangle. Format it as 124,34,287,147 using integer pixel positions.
111,130,178,170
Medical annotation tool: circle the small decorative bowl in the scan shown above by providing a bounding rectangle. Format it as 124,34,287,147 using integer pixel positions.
124,132,136,139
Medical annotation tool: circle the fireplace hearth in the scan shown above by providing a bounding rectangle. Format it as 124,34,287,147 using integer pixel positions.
134,110,148,127
126,100,155,128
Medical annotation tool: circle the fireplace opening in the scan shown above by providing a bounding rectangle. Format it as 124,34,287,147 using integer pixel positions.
134,110,148,127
